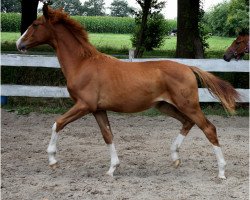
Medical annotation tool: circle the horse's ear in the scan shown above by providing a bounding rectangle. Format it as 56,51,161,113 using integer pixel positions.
43,3,54,20
43,0,53,20
43,4,50,20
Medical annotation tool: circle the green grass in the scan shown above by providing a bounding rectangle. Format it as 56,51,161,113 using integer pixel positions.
1,32,239,58
1,32,132,50
207,36,234,51
2,97,73,115
1,32,19,41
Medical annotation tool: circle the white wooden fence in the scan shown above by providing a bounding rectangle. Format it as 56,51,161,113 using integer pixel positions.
1,54,249,102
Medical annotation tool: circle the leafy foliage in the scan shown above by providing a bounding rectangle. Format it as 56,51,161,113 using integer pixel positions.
1,13,21,32
135,0,166,14
198,1,210,52
133,0,166,57
204,0,249,36
51,0,83,15
110,0,133,17
131,13,167,51
204,2,230,36
82,0,106,16
227,0,249,35
1,0,21,13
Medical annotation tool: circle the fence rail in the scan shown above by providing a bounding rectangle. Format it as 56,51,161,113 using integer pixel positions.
1,54,249,102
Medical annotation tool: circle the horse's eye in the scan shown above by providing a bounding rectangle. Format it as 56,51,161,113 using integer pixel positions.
33,23,39,28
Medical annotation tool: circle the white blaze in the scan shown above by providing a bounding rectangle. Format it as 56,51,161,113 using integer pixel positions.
16,29,28,50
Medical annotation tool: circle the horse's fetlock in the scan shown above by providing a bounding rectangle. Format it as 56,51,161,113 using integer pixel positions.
47,146,56,154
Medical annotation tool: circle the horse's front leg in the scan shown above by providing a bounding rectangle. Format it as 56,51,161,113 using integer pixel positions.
93,110,120,177
47,102,90,168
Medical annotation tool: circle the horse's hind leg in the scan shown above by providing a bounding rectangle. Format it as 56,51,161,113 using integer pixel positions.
156,102,194,167
93,110,120,177
175,102,226,179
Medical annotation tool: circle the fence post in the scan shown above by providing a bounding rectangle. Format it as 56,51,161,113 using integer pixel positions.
0,96,8,105
129,49,135,62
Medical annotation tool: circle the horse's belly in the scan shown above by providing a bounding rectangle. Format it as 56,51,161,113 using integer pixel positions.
97,70,169,112
100,101,155,113
97,92,166,113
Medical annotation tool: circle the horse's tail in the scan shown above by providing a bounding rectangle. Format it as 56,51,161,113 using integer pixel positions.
190,66,240,114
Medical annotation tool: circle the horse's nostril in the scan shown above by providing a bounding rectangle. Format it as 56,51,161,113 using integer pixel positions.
17,43,27,53
20,44,26,50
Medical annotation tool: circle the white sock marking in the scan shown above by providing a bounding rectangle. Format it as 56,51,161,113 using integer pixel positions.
213,145,226,179
106,143,120,176
171,134,185,161
47,122,59,165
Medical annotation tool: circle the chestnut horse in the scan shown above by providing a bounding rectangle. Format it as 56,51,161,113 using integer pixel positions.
223,32,249,62
16,5,239,179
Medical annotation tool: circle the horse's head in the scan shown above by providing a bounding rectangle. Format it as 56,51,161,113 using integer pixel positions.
17,3,95,57
16,4,55,53
223,34,249,62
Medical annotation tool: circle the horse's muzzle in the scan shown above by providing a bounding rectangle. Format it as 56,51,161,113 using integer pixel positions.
223,54,231,62
16,42,27,53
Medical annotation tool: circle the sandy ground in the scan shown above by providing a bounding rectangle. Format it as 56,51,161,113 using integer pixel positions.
1,109,249,200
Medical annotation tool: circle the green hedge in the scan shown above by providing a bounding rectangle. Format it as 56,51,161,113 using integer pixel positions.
1,13,21,32
1,13,177,34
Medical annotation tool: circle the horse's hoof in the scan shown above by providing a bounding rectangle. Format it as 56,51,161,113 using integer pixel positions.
173,159,181,168
106,171,114,177
218,175,227,179
49,162,59,170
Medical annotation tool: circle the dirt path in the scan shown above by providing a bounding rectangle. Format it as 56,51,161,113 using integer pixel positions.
1,109,249,200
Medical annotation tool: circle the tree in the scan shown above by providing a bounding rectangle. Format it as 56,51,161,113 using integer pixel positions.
51,0,83,15
1,0,21,12
21,0,39,34
204,0,249,37
132,13,166,51
227,0,249,35
82,0,106,16
176,0,204,58
134,0,166,58
110,0,133,17
204,2,229,36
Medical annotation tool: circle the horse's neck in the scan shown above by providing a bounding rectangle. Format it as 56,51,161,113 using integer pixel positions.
52,24,97,77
